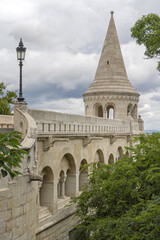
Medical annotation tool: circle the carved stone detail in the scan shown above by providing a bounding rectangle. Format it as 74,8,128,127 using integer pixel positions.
43,137,69,151
84,95,139,103
29,127,37,139
109,135,117,144
83,136,103,147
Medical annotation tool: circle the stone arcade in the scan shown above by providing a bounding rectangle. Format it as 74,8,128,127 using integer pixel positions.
0,12,144,240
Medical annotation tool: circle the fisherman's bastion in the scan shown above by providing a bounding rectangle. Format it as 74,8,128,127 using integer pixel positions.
0,12,144,240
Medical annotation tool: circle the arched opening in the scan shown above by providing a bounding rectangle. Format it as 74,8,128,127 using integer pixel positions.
94,149,104,164
94,103,103,118
127,103,133,115
57,170,65,199
20,121,23,131
85,105,89,115
108,154,114,164
118,147,123,160
106,104,115,119
131,104,137,120
39,166,54,212
65,169,72,196
126,151,129,157
79,159,88,191
59,153,76,198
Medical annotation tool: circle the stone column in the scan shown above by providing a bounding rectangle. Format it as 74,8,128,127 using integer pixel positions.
103,110,106,119
59,176,66,199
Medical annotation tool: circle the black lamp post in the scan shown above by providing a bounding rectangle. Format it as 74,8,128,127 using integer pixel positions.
16,38,26,102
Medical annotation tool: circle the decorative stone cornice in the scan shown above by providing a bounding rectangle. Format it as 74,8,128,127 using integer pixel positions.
83,95,139,103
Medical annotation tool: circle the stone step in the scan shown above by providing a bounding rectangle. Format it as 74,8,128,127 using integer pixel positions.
58,197,71,210
39,206,51,221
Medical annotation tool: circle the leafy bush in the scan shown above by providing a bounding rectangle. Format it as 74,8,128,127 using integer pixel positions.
72,133,160,239
0,131,27,179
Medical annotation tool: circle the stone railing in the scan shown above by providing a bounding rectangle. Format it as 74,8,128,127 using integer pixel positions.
28,109,131,135
36,121,130,134
0,115,14,128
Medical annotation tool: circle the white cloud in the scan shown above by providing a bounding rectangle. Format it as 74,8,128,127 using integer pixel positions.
138,90,160,130
31,97,84,115
122,41,159,91
0,0,160,130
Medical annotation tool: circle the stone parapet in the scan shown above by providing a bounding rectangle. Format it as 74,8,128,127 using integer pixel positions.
28,108,131,135
0,115,14,129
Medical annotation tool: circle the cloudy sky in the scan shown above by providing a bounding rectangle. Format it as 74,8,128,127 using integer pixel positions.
0,0,160,130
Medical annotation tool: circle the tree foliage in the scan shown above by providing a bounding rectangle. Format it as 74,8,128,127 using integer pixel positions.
131,13,160,71
0,131,27,179
72,133,160,239
0,82,17,115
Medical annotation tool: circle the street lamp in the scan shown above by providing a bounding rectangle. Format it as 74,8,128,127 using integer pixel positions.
16,38,26,102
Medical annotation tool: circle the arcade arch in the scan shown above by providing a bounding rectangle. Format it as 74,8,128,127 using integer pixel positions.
39,166,54,211
108,154,114,164
94,149,104,164
117,146,123,159
58,153,76,198
79,159,88,191
126,150,129,157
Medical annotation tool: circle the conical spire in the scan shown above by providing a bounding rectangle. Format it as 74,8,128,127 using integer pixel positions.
84,11,139,96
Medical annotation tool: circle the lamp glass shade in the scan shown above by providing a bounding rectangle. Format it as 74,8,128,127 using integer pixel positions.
16,47,26,60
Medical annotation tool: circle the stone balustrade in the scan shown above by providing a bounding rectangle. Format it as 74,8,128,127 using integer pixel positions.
36,121,130,134
28,108,131,135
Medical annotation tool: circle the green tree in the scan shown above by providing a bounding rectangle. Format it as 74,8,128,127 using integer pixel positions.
0,82,17,115
72,133,160,240
0,131,27,179
131,13,160,72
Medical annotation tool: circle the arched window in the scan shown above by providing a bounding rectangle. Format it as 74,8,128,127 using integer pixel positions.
39,166,54,212
127,103,133,115
131,104,137,120
94,103,103,118
108,154,114,164
106,104,115,119
79,159,88,191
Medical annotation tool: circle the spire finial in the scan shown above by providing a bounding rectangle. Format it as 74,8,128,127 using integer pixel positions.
110,11,114,15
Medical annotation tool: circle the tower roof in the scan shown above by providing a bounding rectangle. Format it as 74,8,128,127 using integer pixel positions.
83,11,139,97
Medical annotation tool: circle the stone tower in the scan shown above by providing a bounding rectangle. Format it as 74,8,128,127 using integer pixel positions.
83,11,139,122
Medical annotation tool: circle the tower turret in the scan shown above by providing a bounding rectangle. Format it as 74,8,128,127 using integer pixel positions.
83,11,139,121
